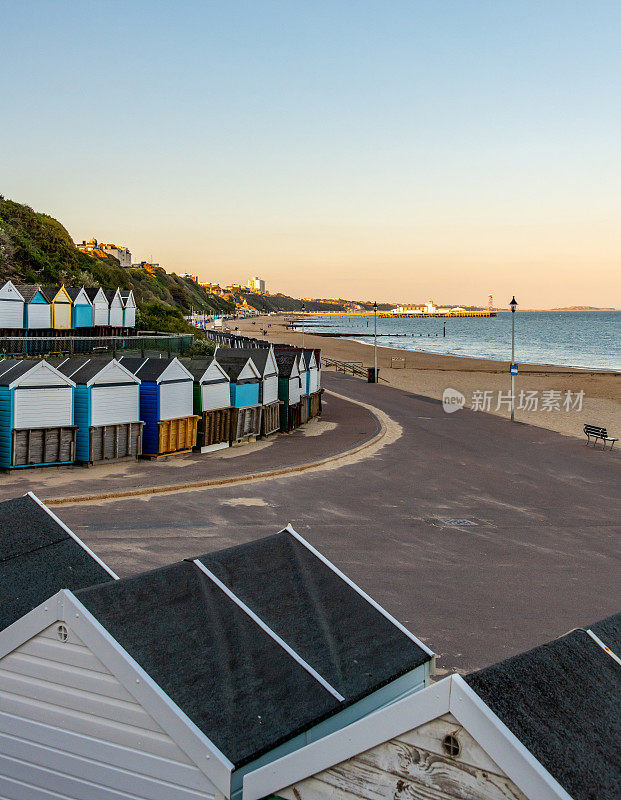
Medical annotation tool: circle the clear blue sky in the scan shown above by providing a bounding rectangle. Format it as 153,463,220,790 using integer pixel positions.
2,1,620,306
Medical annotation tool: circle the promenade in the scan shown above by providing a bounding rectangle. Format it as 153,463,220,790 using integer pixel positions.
10,372,620,674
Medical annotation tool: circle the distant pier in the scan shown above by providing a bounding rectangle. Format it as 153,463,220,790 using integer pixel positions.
380,310,496,318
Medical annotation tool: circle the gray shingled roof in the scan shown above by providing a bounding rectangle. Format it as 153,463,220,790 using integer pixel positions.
54,357,121,383
464,614,621,800
0,360,36,386
15,285,48,303
65,287,91,303
75,531,432,768
274,351,298,378
0,495,114,631
118,356,186,382
215,354,258,382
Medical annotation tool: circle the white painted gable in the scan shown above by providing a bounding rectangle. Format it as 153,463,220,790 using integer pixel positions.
158,358,194,384
87,359,141,386
265,348,279,377
200,359,230,384
72,287,92,306
10,360,76,389
0,281,25,302
237,358,261,382
0,598,229,800
109,289,123,308
122,290,136,308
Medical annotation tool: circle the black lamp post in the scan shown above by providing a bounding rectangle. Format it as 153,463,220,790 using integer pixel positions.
510,296,518,421
373,301,378,381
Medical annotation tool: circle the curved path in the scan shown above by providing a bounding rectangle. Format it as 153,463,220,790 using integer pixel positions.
16,372,621,674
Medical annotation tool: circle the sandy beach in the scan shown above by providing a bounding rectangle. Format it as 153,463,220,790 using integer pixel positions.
233,315,620,440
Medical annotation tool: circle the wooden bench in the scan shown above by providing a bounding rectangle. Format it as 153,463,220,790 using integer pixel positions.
584,424,617,450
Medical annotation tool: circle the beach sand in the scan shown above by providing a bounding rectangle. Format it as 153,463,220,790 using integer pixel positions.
232,315,620,440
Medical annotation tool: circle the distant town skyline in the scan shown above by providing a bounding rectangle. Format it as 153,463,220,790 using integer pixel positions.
2,2,619,308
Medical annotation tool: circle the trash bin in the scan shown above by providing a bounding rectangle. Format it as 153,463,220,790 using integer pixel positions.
367,367,379,383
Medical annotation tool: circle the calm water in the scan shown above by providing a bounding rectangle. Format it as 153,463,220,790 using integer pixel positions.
295,310,621,371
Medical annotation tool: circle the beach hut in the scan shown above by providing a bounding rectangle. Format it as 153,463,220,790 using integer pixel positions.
43,284,72,329
275,351,302,432
120,289,136,328
0,359,76,469
181,356,232,453
0,526,434,800
118,356,198,457
17,285,52,329
219,347,281,436
216,352,263,444
106,288,124,327
0,492,117,632
0,281,25,329
55,357,143,465
246,613,620,800
302,348,322,418
66,286,93,329
85,287,109,326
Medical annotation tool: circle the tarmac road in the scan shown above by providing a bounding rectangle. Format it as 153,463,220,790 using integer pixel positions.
43,372,621,673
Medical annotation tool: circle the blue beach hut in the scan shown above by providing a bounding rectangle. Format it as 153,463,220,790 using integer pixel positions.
17,285,52,329
67,287,93,328
215,352,262,443
0,359,76,469
118,357,197,457
54,357,143,465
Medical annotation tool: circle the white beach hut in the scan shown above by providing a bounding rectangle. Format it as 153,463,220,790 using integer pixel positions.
85,287,110,326
0,281,25,329
106,288,124,327
121,289,136,328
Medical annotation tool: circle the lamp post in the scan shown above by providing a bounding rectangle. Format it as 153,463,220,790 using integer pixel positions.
373,300,378,382
301,303,306,348
509,296,518,422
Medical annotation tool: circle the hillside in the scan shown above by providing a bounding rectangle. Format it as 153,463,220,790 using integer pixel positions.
0,197,234,331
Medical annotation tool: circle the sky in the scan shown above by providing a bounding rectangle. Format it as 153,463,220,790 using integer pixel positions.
1,1,620,307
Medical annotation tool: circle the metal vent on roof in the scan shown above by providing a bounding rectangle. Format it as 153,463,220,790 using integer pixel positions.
442,733,461,757
56,623,68,642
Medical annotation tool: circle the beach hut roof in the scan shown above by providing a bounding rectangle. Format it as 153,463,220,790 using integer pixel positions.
217,347,278,378
119,289,136,308
180,357,230,383
118,356,193,383
42,285,71,302
464,613,621,800
53,357,140,386
15,284,48,303
0,493,117,632
245,613,620,800
0,280,25,302
70,526,432,769
301,349,317,369
84,287,106,302
215,354,261,382
274,351,299,378
105,288,122,304
65,286,92,304
0,358,76,389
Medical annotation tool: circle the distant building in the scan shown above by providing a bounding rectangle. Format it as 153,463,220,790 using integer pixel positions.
181,273,198,282
76,239,131,268
248,276,266,294
131,261,161,274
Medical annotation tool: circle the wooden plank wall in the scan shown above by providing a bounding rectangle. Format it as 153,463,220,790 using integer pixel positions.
261,401,281,436
88,422,143,464
198,408,231,447
276,714,527,800
11,427,76,467
157,415,199,454
309,391,322,419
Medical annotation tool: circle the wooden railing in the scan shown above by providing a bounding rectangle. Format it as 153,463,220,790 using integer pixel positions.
322,357,366,378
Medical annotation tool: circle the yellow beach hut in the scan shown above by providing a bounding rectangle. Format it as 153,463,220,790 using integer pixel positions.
42,285,72,329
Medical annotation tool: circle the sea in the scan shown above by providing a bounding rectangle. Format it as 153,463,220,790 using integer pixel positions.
294,310,621,371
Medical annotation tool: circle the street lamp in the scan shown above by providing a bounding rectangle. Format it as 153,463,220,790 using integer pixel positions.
373,300,378,382
509,296,518,422
301,303,306,348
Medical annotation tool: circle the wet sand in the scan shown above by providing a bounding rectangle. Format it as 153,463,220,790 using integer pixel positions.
233,315,620,439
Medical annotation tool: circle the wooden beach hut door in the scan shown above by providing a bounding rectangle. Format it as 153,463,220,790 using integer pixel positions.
91,289,109,326
52,287,72,329
0,282,25,328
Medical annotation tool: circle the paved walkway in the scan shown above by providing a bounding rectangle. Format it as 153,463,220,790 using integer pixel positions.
13,372,621,674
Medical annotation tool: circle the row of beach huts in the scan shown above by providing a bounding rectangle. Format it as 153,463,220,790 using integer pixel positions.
0,345,322,469
0,491,617,800
0,280,136,330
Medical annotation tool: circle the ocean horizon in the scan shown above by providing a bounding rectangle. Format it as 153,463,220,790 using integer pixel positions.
295,309,621,372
